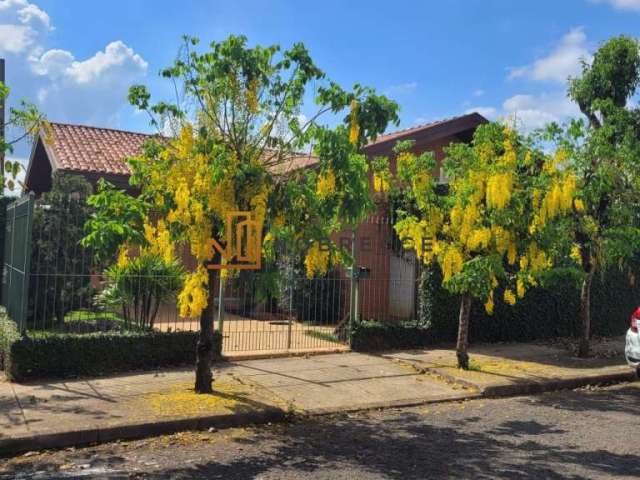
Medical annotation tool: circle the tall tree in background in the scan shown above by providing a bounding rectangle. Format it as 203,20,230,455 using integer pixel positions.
549,35,640,356
113,35,399,392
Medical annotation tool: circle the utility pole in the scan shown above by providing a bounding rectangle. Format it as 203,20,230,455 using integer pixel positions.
0,58,5,180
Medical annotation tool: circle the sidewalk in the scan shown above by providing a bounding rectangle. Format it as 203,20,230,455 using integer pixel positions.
384,336,635,396
0,338,636,456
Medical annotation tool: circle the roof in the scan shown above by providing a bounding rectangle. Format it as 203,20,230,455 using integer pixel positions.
27,112,487,189
43,122,152,176
364,112,487,150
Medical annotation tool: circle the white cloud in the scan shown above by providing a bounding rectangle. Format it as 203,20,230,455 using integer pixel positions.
472,89,485,97
15,2,50,29
385,81,418,95
0,24,34,53
465,106,497,119
31,41,148,124
0,0,51,55
508,27,590,82
0,0,148,129
502,92,580,131
590,0,640,11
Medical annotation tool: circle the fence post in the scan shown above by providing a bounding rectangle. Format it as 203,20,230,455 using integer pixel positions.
217,273,224,336
348,228,358,346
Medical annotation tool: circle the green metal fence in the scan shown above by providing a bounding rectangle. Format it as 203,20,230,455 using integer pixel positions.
1,194,35,331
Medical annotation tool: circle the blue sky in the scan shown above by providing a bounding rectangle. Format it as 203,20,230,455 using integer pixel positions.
1,0,640,164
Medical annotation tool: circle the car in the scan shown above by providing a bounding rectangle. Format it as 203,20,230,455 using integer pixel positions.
625,307,640,375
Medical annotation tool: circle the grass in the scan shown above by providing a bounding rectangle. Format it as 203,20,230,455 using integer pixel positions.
64,309,125,323
304,329,341,344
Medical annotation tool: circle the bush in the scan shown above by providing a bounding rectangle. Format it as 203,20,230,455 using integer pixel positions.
2,327,221,381
421,263,636,344
352,261,638,352
98,254,185,330
0,307,20,371
351,320,434,351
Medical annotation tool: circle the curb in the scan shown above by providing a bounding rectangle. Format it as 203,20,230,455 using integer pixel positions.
479,370,637,397
0,407,286,458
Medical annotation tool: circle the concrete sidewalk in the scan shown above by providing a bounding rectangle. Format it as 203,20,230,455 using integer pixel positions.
384,337,636,396
0,339,636,456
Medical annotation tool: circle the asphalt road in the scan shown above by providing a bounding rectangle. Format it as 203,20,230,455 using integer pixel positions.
2,382,640,479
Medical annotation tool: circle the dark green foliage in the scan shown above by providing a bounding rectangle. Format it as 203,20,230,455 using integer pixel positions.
351,320,434,351
28,174,95,328
294,269,344,325
2,329,221,381
422,262,635,344
352,262,637,352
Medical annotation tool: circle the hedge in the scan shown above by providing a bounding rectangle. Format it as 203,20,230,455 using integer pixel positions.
0,316,222,381
352,263,638,352
351,320,435,351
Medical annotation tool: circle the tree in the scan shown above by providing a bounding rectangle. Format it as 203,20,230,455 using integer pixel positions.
28,174,95,328
382,123,575,369
0,80,45,193
87,35,399,393
548,35,640,356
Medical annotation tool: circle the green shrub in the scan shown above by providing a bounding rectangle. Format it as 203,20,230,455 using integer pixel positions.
351,320,434,351
2,328,221,381
0,307,20,371
98,254,185,330
421,262,635,344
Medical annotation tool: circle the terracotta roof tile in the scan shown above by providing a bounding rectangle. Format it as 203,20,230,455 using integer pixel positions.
44,122,319,176
46,122,152,176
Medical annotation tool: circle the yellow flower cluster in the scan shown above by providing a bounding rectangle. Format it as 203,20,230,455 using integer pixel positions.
529,174,576,233
373,172,390,193
466,227,491,251
117,244,129,268
570,244,582,264
304,241,331,278
178,266,209,318
143,220,174,262
484,290,494,314
316,170,336,199
503,289,516,306
486,172,513,210
349,99,360,145
442,246,464,282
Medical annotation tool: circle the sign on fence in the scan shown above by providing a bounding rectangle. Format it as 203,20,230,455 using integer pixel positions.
1,194,34,331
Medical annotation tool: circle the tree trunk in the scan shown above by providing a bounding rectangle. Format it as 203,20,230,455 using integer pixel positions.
194,268,217,394
577,271,594,358
456,293,472,370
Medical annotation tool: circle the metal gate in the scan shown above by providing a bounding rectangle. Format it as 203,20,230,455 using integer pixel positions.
1,194,34,331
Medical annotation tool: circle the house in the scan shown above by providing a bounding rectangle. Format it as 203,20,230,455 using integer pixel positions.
24,113,488,322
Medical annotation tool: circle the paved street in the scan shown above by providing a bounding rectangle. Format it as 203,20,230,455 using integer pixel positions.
1,381,639,479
